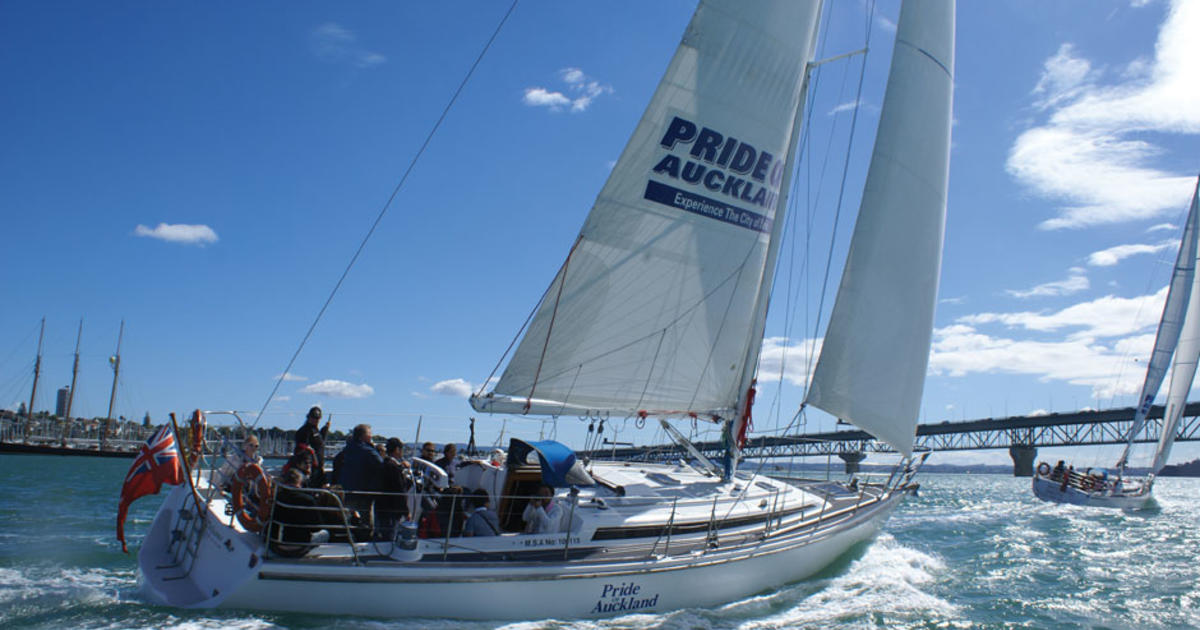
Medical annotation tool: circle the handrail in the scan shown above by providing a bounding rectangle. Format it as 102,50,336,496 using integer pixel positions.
193,447,907,566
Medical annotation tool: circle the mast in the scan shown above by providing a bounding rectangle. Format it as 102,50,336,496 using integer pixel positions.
728,12,826,474
26,318,45,437
104,320,125,451
63,319,82,443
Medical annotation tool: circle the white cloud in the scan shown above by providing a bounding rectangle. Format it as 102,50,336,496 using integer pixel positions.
275,372,308,382
1006,1,1200,230
431,378,474,397
1005,267,1089,298
930,287,1174,399
311,23,386,68
939,296,966,305
962,286,1165,340
134,223,218,245
1147,222,1177,233
756,336,822,387
829,100,862,115
300,379,374,398
275,395,291,402
1087,241,1173,266
929,323,1152,400
523,67,612,113
522,87,571,109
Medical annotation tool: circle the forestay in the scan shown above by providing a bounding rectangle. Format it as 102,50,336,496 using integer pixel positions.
472,0,821,419
805,0,955,457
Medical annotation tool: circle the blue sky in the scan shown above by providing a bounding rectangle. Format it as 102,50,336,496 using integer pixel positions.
2,1,1198,467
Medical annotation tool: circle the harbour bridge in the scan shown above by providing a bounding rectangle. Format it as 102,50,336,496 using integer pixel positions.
584,402,1200,476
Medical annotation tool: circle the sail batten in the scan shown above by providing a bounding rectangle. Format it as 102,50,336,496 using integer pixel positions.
473,0,823,419
804,0,955,457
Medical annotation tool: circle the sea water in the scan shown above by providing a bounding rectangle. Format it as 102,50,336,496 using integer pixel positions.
1,455,1197,629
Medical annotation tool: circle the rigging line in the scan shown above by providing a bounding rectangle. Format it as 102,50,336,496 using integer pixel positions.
253,0,521,427
806,0,876,392
799,41,857,404
527,236,581,412
475,236,577,399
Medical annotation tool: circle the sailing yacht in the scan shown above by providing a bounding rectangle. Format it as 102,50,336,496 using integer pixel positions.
1033,177,1200,509
137,0,954,619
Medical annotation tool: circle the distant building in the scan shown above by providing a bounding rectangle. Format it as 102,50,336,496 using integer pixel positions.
55,387,70,417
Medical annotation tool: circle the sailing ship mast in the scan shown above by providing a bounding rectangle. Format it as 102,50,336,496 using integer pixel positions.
62,319,82,445
103,320,124,451
26,317,45,437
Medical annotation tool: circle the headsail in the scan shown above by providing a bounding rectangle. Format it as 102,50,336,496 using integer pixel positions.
805,0,955,457
472,0,822,419
1117,176,1200,470
1151,179,1200,474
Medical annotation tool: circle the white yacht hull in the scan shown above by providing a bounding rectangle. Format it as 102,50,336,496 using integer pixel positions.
1030,475,1153,510
139,480,903,620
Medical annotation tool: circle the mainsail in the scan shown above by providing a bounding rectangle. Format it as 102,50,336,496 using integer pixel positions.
472,0,822,419
1151,180,1200,474
804,0,955,457
1116,177,1200,471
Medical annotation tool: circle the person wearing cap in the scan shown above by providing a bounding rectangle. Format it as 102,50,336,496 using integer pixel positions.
296,406,331,487
378,437,412,541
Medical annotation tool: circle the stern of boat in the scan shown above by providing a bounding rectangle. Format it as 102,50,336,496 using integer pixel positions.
138,483,262,608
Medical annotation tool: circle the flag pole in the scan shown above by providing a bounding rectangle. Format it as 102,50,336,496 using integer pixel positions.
169,412,205,510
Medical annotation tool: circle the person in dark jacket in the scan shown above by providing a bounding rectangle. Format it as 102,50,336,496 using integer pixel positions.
434,443,458,484
341,423,385,525
377,437,412,541
295,406,331,487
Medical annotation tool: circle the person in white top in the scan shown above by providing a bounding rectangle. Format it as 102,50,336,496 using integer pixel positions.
521,485,563,534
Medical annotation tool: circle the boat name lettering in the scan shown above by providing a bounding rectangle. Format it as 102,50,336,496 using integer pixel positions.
649,115,783,217
521,536,579,547
591,581,659,615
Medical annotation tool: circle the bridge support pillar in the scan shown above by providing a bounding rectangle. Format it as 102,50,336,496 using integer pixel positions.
838,451,866,474
1009,445,1037,477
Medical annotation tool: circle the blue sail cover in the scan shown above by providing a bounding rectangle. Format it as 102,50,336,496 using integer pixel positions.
507,438,594,487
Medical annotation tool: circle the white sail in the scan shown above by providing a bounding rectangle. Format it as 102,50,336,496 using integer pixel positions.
804,0,955,457
1118,177,1200,470
1152,180,1200,474
472,0,822,418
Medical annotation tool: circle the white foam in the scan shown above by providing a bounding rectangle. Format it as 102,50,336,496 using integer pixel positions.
733,535,955,629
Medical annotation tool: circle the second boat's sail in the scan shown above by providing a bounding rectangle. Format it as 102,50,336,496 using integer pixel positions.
1151,180,1200,474
1116,177,1200,471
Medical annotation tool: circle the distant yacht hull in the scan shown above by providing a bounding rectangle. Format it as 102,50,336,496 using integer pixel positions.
0,440,135,458
1031,475,1152,510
